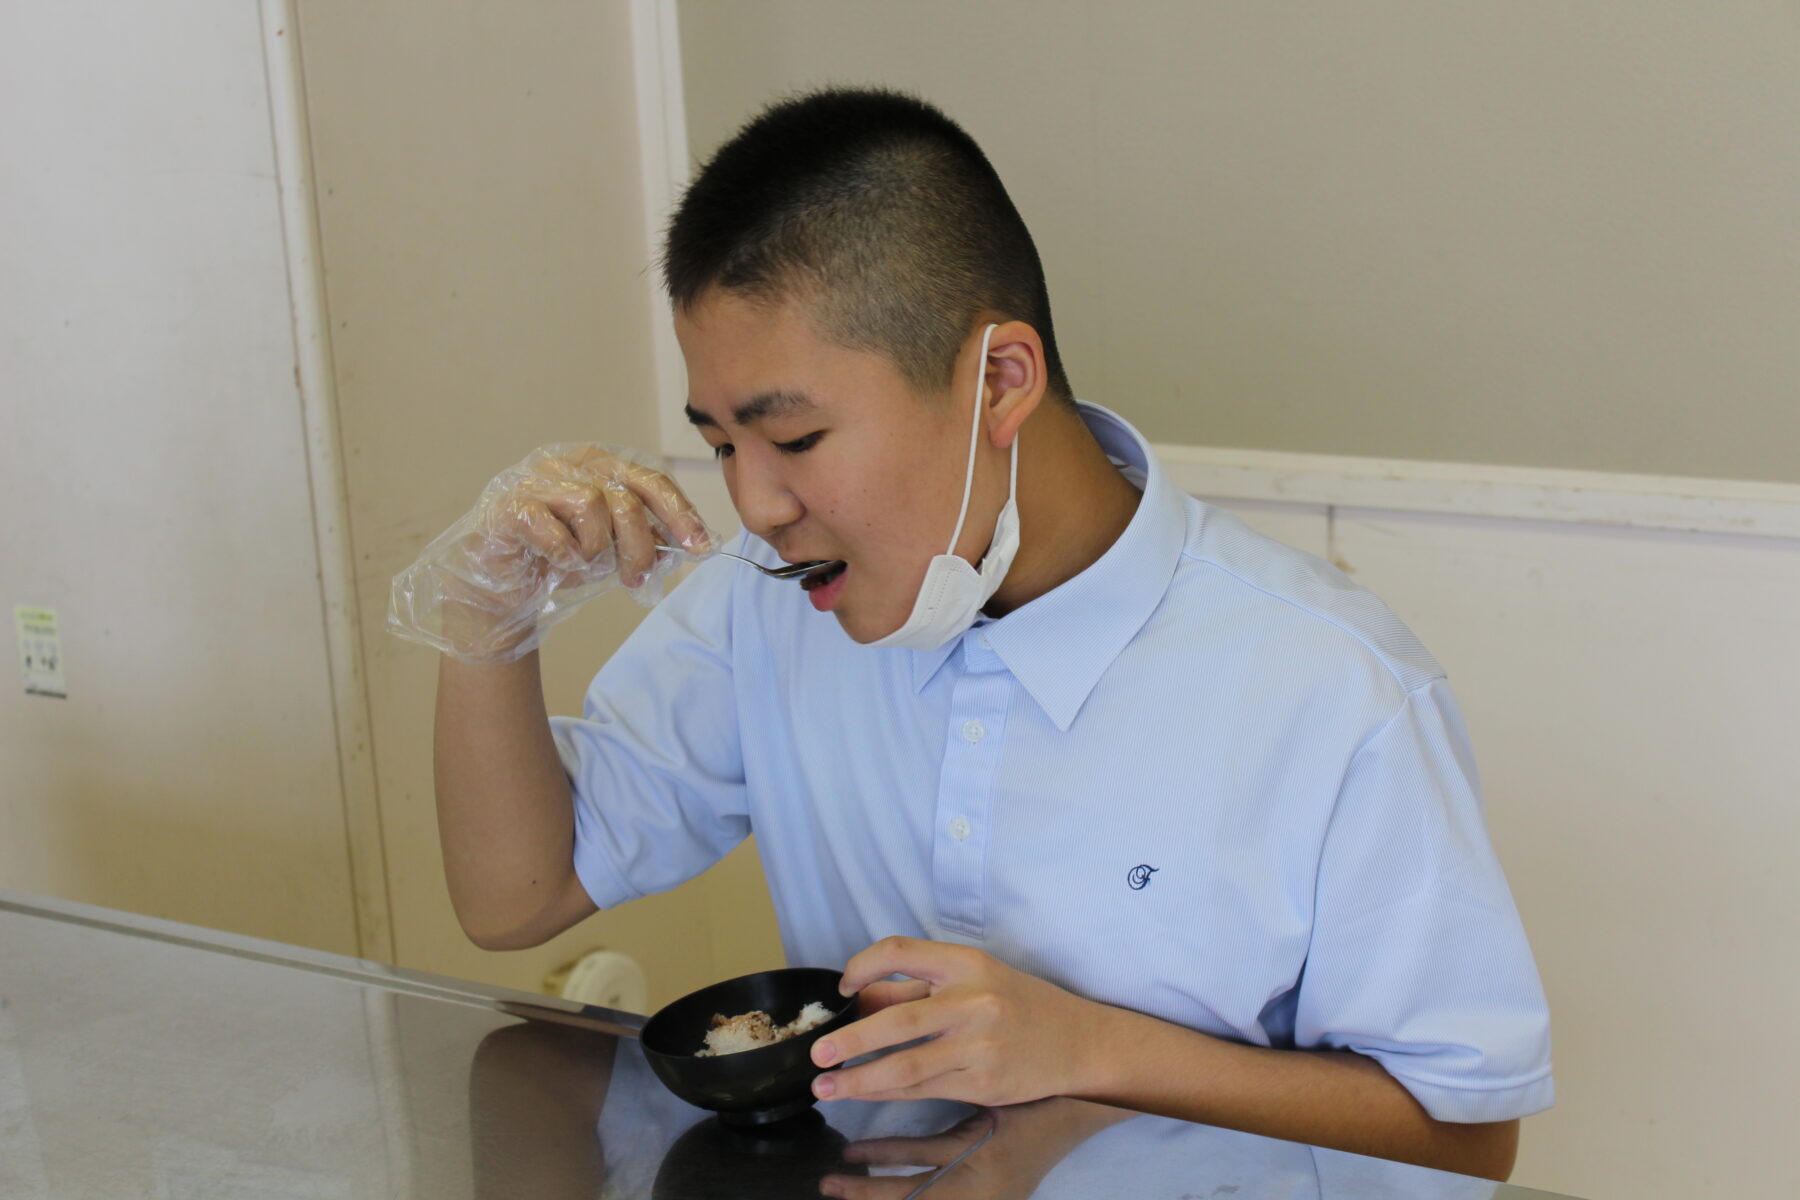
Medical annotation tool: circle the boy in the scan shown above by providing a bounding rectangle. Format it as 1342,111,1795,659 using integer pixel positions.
407,87,1551,1179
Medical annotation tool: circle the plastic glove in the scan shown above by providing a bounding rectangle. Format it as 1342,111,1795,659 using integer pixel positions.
387,443,718,662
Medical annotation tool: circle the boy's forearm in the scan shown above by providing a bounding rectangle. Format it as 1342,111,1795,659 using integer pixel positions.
1073,1005,1519,1181
434,651,593,949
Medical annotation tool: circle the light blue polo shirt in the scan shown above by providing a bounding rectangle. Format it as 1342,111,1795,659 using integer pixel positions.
552,402,1554,1124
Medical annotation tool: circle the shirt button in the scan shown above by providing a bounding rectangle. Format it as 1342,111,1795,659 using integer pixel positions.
961,719,985,743
949,817,972,841
977,633,992,649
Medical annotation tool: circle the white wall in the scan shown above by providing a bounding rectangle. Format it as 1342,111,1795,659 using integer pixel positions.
0,2,362,954
1321,503,1798,1199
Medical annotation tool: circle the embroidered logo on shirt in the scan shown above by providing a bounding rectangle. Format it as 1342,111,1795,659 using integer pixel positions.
1127,864,1159,890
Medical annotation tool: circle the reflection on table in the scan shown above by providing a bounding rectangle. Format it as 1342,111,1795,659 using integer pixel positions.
0,891,1575,1198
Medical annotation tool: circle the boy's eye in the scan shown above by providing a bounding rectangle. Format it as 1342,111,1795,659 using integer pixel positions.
712,443,734,460
774,431,825,455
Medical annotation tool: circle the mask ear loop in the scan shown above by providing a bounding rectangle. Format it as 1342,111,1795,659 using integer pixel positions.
944,323,1000,556
1003,373,1020,497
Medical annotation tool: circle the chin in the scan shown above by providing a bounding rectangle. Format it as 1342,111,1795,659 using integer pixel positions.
833,606,903,646
834,612,881,644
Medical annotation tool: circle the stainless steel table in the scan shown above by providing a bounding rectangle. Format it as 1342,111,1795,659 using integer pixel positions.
0,889,1578,1198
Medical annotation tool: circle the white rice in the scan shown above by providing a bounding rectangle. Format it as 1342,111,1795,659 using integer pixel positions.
694,1001,836,1057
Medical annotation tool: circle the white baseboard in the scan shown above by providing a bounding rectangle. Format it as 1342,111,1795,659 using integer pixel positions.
1156,443,1800,540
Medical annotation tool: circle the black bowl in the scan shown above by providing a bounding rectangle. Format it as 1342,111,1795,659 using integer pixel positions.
639,967,858,1127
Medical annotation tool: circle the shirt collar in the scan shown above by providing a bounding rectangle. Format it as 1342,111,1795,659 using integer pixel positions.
909,401,1190,730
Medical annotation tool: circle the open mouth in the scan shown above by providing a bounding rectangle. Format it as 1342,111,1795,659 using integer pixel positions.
798,560,847,592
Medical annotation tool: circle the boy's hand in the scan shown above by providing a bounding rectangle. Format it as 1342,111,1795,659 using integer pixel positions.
389,444,716,661
810,937,1112,1107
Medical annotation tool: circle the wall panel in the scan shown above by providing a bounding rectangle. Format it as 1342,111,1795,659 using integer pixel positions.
677,0,1800,482
1329,508,1799,1198
0,1,359,953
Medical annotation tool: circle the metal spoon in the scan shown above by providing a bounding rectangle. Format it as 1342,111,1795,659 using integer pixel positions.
654,544,842,581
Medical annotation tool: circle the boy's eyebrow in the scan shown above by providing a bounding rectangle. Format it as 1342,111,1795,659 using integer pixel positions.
684,389,816,430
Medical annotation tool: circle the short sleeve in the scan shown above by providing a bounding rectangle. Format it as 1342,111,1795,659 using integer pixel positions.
1295,678,1554,1123
551,552,750,911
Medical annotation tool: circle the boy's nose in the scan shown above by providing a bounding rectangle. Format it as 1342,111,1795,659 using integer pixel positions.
731,454,805,541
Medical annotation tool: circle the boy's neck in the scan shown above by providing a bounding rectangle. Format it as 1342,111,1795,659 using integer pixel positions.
983,402,1144,618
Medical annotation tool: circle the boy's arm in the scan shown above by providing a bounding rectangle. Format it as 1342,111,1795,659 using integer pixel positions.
410,444,713,950
1078,1002,1519,1179
813,941,1521,1180
435,651,596,950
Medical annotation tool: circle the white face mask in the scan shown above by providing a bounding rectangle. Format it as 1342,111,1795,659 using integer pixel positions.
870,323,1020,651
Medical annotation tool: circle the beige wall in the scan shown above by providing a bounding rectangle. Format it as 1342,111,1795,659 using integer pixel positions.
679,0,1800,484
293,0,780,1005
3,0,782,1009
0,3,360,954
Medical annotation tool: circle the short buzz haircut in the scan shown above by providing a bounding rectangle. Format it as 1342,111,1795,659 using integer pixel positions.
662,86,1074,404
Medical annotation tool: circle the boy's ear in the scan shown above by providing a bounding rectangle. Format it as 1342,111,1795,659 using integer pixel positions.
982,320,1048,449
